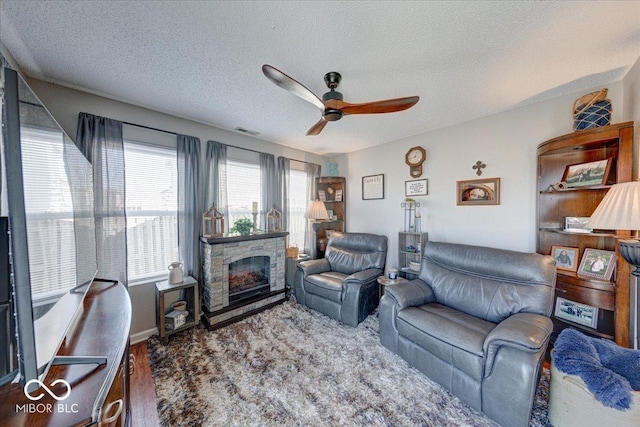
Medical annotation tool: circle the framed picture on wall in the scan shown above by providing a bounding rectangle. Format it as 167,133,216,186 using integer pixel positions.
405,179,428,196
456,177,500,205
362,174,384,200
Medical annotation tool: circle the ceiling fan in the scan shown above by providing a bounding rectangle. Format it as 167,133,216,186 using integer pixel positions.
262,65,420,136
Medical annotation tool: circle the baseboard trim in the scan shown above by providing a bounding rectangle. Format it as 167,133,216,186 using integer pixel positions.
130,327,158,345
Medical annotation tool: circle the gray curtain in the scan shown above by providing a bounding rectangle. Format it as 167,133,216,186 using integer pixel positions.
205,141,228,232
177,135,201,280
276,156,290,233
305,163,321,259
260,152,277,228
76,112,128,286
63,133,97,286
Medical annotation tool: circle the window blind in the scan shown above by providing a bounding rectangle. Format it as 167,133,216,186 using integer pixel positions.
123,141,179,281
226,159,262,227
20,127,76,298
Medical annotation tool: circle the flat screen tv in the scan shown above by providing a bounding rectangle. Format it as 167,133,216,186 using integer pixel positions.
0,66,97,392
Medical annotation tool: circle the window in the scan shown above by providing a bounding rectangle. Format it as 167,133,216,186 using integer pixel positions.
123,141,178,282
288,164,308,248
226,158,261,229
21,126,76,299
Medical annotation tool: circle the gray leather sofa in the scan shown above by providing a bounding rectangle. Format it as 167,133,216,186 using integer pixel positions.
379,241,556,427
295,232,387,326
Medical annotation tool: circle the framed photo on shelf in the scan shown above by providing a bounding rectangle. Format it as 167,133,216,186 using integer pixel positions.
318,190,326,202
362,174,384,200
326,210,334,220
405,179,428,196
577,248,616,281
562,157,613,188
335,189,343,202
554,297,598,329
564,217,592,233
551,246,579,272
456,177,500,205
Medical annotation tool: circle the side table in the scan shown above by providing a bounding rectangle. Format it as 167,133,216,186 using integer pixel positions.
155,275,200,340
377,276,409,299
285,254,311,294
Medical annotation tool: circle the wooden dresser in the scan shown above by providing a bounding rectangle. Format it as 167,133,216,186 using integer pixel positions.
0,279,132,426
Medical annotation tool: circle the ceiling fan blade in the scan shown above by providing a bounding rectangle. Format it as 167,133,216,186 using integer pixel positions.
262,65,325,110
340,96,420,115
306,118,328,136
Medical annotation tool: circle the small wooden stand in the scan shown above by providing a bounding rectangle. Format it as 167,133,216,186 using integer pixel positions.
155,276,200,340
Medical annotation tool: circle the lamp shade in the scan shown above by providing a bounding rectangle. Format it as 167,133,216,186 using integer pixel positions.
586,181,640,230
304,200,329,220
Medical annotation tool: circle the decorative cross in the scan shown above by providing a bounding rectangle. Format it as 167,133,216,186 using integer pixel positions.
473,161,486,176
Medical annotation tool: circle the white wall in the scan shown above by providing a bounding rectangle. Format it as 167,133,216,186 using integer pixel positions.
622,55,640,179
341,82,630,272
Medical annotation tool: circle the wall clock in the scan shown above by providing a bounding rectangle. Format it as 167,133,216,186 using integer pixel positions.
405,146,426,178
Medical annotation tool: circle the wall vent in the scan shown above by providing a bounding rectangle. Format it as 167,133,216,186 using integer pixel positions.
234,127,260,136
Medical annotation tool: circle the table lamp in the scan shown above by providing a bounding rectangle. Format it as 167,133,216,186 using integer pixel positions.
586,180,640,348
304,200,330,234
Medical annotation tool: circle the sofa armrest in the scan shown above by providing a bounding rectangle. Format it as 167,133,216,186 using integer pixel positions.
384,279,435,310
341,268,383,327
343,268,382,286
483,312,553,376
297,258,331,277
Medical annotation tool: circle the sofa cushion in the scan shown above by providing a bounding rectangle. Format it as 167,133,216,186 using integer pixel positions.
420,242,556,322
325,232,387,275
397,303,496,380
304,271,348,303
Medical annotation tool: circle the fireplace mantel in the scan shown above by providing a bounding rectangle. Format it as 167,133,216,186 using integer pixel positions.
201,232,288,330
200,231,289,245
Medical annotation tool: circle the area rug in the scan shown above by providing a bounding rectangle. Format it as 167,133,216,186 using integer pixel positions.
148,300,551,426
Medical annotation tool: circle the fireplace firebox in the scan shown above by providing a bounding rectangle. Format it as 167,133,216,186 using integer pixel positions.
228,256,270,304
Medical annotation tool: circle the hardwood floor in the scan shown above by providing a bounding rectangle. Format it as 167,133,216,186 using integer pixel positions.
130,342,160,426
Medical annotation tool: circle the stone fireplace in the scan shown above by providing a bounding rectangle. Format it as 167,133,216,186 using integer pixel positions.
201,232,287,329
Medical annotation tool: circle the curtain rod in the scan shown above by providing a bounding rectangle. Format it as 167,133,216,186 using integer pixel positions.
221,143,314,166
122,121,316,166
122,120,179,136
222,142,264,155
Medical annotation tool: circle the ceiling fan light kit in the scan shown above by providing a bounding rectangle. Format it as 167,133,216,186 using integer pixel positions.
262,64,419,136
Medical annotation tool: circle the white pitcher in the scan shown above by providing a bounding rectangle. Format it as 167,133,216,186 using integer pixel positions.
168,262,184,284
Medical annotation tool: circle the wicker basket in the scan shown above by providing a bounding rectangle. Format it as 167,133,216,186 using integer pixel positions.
286,245,299,258
573,88,611,131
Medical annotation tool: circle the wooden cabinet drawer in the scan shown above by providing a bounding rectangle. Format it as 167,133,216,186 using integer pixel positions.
555,280,614,311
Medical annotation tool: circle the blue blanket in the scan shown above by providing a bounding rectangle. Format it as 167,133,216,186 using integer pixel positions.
553,328,640,410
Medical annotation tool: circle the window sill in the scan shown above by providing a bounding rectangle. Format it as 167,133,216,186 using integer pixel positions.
128,274,168,288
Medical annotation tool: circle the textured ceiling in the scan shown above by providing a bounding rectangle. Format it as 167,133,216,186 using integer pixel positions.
1,1,639,155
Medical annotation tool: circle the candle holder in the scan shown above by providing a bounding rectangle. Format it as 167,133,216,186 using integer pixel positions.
251,212,258,234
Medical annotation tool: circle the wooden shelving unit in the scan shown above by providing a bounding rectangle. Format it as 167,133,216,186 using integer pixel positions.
316,176,346,257
536,122,633,346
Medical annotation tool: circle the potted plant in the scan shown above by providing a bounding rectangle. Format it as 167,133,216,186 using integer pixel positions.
230,217,253,236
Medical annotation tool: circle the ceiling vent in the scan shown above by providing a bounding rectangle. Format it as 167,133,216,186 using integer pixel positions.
234,127,260,136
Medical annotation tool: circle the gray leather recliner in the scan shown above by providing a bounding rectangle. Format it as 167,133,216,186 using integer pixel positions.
379,241,556,427
295,232,387,326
